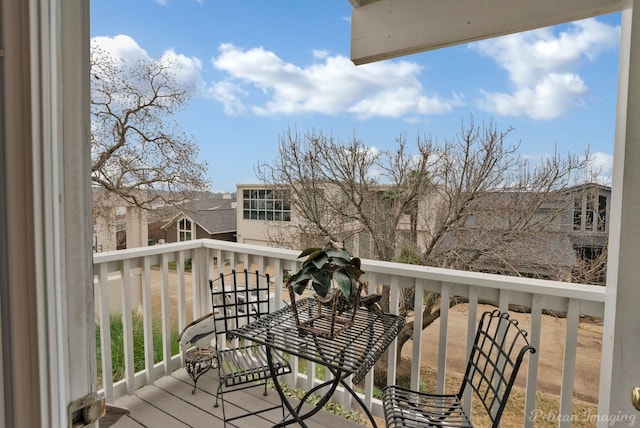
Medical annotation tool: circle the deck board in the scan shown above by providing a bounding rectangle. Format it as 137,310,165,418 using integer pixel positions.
108,368,367,428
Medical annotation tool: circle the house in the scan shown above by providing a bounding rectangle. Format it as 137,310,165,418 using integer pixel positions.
2,1,639,427
237,181,611,282
159,193,237,243
91,190,236,249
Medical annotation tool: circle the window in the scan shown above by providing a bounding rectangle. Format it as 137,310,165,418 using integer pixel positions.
178,217,193,241
597,195,607,231
242,188,291,221
573,197,582,230
573,191,608,232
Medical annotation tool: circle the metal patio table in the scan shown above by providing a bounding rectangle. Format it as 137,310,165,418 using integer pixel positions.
230,297,405,427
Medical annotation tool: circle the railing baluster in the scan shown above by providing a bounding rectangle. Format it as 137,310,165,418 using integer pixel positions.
121,259,135,395
525,293,543,428
176,250,186,339
436,282,450,395
160,253,171,376
462,286,479,416
410,278,425,391
142,256,154,385
98,262,114,402
387,276,401,387
559,298,581,428
363,272,378,413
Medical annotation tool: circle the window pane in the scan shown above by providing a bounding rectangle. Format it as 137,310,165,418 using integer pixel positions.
598,195,607,231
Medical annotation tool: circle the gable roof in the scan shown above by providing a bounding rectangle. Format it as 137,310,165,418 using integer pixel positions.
161,194,237,235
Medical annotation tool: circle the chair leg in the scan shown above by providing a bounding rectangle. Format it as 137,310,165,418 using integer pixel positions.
215,384,228,427
263,381,268,397
214,383,222,408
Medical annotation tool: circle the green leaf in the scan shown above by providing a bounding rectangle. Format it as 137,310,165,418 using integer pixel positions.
292,279,310,295
298,247,322,258
288,271,313,295
310,270,332,297
324,249,351,260
344,264,364,280
310,254,330,270
332,270,355,298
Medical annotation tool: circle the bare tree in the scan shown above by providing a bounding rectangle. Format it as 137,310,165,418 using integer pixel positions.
255,127,435,261
258,118,597,374
393,118,594,363
90,43,209,208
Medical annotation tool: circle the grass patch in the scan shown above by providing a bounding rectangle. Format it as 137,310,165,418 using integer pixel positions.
167,258,192,272
96,312,180,385
267,380,367,425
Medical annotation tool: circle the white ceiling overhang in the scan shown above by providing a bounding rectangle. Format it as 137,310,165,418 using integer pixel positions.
348,0,624,65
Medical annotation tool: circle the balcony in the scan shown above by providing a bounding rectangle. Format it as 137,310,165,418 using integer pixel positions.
94,239,606,427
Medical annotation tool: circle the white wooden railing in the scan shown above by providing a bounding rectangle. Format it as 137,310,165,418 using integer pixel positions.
93,239,606,427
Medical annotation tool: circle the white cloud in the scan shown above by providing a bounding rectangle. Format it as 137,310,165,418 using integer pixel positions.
91,35,205,95
92,34,149,64
152,0,203,4
589,152,613,185
312,49,330,59
523,151,613,186
478,73,587,119
471,18,619,120
209,81,247,115
211,43,461,119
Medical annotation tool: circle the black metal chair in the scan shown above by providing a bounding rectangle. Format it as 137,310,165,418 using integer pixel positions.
382,309,536,428
209,269,292,426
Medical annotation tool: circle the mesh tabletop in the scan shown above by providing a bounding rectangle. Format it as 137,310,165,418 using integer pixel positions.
231,297,405,383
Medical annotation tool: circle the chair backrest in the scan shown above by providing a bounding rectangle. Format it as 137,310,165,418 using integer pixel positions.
209,270,271,340
459,309,536,427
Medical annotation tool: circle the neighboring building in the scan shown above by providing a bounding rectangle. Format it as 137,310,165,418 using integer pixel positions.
236,184,293,246
237,182,611,282
236,183,362,250
92,191,237,249
160,193,237,243
92,188,148,252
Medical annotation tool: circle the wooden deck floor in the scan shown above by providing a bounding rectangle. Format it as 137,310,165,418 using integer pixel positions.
107,368,369,428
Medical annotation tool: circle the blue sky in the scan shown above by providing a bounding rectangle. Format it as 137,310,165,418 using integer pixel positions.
90,1,621,193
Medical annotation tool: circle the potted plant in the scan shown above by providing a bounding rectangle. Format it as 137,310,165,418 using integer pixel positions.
286,241,365,338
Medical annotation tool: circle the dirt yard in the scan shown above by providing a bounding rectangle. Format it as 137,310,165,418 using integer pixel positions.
399,303,603,403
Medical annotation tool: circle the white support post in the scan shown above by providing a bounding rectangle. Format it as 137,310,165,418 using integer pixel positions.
599,2,640,426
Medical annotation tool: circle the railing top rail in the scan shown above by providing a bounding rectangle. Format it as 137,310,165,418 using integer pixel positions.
93,239,302,264
93,238,606,304
360,258,606,303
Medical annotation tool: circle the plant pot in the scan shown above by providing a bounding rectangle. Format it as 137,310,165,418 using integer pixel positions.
288,281,363,339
